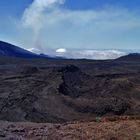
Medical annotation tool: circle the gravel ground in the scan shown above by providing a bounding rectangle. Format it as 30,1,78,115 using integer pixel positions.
0,117,140,140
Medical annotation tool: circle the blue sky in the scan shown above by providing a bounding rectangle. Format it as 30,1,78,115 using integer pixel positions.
66,0,140,10
0,0,140,58
1,0,140,17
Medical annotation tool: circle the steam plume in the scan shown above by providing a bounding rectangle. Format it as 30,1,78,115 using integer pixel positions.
22,0,65,51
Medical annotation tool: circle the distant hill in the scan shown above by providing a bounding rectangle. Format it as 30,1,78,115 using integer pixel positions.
117,53,140,62
0,41,44,58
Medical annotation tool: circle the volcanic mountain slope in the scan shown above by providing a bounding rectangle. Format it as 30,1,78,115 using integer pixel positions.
117,53,140,62
0,41,41,58
0,59,140,123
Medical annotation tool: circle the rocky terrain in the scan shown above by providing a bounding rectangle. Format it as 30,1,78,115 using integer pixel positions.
0,116,140,140
0,56,140,123
0,45,139,139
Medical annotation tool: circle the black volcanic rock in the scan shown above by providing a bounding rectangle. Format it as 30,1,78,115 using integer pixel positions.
21,66,40,75
58,65,92,98
0,41,42,58
0,58,139,123
59,65,80,73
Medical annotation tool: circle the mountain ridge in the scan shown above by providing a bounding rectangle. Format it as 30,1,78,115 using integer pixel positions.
0,40,140,61
116,53,140,61
0,41,44,58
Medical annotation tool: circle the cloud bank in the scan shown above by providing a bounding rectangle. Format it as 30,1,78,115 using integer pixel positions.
29,47,127,60
54,49,127,60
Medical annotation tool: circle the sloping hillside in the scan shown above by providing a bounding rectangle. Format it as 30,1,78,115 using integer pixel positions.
0,41,40,58
117,53,140,62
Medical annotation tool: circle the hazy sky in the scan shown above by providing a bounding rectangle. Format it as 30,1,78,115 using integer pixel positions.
0,0,140,58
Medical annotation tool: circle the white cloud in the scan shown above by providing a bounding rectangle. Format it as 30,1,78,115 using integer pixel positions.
56,48,67,53
54,49,127,60
26,5,140,51
26,47,127,60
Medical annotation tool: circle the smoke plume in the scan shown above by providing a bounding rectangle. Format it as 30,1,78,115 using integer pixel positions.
22,0,65,52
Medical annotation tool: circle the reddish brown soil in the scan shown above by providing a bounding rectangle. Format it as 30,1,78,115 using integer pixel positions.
0,116,140,140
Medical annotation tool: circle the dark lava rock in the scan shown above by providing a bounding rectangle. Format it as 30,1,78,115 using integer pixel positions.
59,65,80,73
0,59,139,123
21,66,40,75
58,65,91,98
0,131,6,138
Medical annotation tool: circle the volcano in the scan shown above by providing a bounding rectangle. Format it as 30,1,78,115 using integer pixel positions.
0,41,42,58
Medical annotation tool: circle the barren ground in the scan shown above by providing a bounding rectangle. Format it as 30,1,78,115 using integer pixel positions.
0,57,140,139
0,116,140,140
